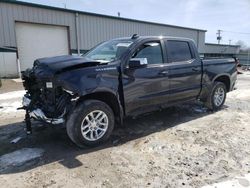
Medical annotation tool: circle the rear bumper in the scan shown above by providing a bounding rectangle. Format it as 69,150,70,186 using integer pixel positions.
230,72,237,91
231,80,237,91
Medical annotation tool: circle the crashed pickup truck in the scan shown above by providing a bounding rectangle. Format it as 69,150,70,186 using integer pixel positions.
21,35,237,147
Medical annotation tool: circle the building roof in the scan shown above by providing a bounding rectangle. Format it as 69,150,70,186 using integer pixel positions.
2,0,207,32
205,43,240,47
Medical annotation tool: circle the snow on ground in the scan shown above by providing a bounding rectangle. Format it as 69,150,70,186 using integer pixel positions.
0,90,24,113
202,173,250,188
0,74,249,187
0,101,22,113
0,90,25,100
0,148,44,172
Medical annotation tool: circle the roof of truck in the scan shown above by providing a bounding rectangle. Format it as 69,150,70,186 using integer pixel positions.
115,35,195,42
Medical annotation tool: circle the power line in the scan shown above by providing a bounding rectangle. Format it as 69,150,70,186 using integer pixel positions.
222,30,250,35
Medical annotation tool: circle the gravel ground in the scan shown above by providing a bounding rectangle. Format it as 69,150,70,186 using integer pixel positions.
0,73,250,188
0,79,24,94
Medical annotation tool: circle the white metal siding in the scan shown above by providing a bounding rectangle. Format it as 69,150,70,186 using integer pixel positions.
15,22,69,70
204,44,240,54
0,2,206,53
0,2,76,49
0,52,17,77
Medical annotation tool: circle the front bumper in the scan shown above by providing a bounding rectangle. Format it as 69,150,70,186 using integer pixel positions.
22,95,65,125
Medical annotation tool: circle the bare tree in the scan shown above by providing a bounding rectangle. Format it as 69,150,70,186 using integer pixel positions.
235,40,249,51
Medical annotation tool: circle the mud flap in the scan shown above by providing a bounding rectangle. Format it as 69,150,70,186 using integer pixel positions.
25,110,32,134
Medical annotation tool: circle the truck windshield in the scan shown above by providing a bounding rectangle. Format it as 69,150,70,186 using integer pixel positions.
84,40,133,63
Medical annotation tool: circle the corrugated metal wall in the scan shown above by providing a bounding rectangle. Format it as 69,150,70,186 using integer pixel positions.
0,2,76,49
78,14,206,52
204,43,240,55
0,52,17,77
0,2,206,53
237,52,250,66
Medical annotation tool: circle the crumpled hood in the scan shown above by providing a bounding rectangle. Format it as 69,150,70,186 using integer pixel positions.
33,55,104,78
34,55,102,72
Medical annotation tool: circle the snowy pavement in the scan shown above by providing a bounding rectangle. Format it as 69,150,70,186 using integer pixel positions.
0,74,250,187
0,90,25,114
0,148,44,172
202,174,250,188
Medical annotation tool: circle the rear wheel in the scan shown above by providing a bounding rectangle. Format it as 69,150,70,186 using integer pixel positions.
66,100,114,147
204,81,227,111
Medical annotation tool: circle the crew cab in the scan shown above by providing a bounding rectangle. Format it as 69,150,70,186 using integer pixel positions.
21,35,237,147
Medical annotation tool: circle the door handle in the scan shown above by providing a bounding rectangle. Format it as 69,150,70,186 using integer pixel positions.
192,67,199,72
158,70,168,76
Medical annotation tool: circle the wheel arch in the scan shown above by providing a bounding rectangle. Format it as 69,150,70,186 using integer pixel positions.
213,74,231,92
77,91,123,126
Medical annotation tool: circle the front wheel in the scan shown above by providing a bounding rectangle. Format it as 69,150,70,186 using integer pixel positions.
66,100,115,147
204,81,227,111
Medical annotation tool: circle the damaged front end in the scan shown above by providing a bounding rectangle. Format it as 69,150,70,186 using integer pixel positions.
20,55,119,134
21,65,75,134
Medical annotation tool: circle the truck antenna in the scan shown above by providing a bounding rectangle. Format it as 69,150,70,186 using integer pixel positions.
131,34,139,39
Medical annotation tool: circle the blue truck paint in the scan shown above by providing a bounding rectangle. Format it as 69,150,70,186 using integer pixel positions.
22,36,237,128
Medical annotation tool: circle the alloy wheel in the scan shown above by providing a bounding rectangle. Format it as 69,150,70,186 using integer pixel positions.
213,87,225,107
81,110,109,141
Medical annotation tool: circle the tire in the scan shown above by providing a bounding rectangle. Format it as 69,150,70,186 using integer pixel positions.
204,81,227,111
66,99,115,148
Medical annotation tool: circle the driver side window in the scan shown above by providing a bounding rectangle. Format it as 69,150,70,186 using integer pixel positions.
132,42,163,64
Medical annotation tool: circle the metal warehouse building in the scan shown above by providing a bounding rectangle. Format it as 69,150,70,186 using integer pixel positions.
204,43,240,58
0,0,240,77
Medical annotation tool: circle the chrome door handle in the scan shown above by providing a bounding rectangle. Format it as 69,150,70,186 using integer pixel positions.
159,70,168,76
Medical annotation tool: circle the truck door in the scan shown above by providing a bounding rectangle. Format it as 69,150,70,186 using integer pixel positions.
122,40,170,115
164,40,202,103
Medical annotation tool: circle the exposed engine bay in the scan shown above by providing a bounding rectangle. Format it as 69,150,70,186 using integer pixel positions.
21,67,73,133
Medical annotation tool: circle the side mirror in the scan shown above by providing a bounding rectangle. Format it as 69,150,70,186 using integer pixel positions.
128,58,148,68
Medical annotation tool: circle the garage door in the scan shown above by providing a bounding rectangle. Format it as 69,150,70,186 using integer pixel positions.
15,22,69,71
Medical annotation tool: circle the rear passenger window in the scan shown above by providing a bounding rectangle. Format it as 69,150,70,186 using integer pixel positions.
166,41,192,62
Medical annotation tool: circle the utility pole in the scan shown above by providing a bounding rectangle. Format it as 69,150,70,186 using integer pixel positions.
217,30,222,44
248,49,250,70
117,12,121,17
229,39,231,45
63,0,67,9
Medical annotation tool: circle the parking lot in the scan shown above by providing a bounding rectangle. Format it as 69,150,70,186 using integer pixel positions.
0,73,250,188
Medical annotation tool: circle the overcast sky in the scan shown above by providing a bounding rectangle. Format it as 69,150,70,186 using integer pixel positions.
21,0,250,46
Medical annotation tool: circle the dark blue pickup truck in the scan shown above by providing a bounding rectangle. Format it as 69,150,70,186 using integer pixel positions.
21,35,237,147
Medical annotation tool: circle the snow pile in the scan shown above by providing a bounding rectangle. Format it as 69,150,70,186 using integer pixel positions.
0,90,25,113
0,101,22,113
0,148,44,171
0,90,25,100
202,173,250,188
